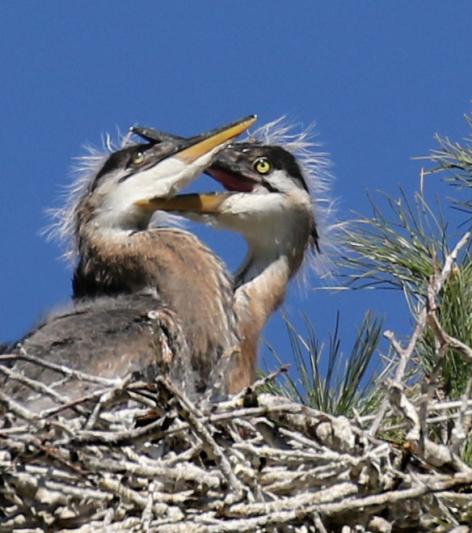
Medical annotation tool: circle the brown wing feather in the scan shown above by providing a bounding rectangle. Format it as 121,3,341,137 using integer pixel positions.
1,294,199,411
73,227,239,391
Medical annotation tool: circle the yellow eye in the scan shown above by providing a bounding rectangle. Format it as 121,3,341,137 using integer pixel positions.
254,157,272,174
132,151,145,165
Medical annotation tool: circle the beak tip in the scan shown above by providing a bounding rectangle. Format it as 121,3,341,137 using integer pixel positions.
247,114,257,126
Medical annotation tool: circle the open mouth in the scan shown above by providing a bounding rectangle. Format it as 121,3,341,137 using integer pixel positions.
135,166,256,216
206,166,256,193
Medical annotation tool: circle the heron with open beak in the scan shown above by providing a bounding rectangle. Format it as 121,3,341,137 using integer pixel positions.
2,116,256,407
133,120,330,393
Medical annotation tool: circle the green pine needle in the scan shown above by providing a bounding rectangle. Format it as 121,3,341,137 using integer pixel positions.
263,311,383,417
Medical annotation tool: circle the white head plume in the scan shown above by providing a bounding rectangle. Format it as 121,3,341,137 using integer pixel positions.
44,131,186,262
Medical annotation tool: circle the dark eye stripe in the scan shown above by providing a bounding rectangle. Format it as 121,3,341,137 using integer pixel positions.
261,179,279,193
117,171,134,183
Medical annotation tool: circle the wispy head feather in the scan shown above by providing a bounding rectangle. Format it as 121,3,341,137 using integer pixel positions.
44,119,343,281
43,132,135,262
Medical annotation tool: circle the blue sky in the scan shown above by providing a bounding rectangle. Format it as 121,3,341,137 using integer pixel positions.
1,2,471,381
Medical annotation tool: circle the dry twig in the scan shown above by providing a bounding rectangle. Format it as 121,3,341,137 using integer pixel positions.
1,356,471,531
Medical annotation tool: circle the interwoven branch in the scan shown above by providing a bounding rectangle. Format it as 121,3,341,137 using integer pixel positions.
1,356,471,532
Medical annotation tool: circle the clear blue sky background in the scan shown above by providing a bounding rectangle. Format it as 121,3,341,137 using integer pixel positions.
1,2,471,383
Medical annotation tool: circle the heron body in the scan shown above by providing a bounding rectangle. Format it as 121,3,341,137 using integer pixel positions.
229,191,314,391
208,140,320,391
143,121,329,392
72,226,237,390
3,294,195,411
2,117,256,407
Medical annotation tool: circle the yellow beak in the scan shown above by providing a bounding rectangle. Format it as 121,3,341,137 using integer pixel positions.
135,115,255,214
175,115,256,164
138,193,229,214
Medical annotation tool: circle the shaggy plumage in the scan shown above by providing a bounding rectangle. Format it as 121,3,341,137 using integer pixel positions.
141,118,340,392
4,118,258,403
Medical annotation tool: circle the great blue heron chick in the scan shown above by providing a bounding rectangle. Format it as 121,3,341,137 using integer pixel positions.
139,120,333,393
2,117,256,407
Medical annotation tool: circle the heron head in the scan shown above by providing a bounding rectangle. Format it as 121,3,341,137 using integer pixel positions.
141,134,320,253
75,116,256,233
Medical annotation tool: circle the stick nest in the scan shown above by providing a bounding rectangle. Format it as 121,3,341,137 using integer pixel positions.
0,360,471,533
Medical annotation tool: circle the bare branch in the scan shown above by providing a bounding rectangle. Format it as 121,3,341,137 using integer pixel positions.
369,232,471,436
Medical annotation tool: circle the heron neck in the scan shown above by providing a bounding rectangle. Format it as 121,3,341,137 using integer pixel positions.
235,240,304,324
73,227,148,297
72,226,239,380
228,238,307,393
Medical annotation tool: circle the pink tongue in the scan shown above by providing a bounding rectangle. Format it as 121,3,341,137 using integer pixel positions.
207,168,254,192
